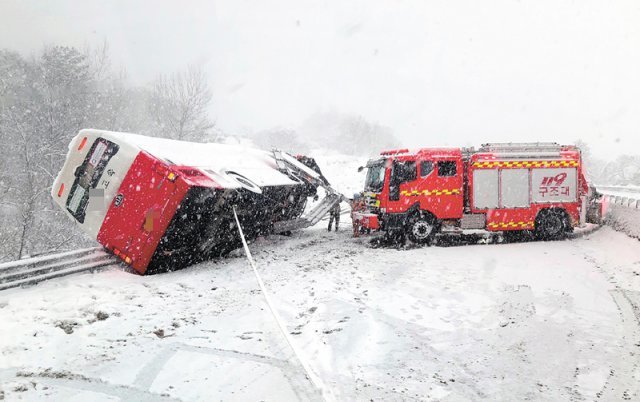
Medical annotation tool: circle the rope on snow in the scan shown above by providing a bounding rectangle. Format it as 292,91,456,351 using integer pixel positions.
231,206,331,401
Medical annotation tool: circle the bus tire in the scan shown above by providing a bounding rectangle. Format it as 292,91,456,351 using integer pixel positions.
535,209,568,241
407,213,438,244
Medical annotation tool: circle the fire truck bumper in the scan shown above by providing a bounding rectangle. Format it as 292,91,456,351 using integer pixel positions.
354,212,380,230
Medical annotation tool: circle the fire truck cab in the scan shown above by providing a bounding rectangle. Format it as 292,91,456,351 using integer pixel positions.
355,143,589,243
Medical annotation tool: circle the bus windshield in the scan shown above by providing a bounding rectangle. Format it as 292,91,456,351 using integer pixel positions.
364,161,386,193
66,138,119,223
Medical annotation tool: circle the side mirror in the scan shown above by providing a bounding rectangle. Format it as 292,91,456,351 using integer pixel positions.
357,166,364,172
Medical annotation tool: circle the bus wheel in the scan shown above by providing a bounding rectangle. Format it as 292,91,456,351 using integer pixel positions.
407,213,437,244
535,209,567,240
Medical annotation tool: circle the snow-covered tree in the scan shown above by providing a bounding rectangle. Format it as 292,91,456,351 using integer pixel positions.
150,65,214,141
252,127,309,154
0,44,218,261
299,112,400,155
575,139,640,186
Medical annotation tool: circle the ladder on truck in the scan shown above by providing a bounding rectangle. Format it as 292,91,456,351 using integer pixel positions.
477,142,575,159
271,150,346,233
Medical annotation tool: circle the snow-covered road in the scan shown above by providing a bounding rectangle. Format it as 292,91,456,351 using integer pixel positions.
1,226,639,401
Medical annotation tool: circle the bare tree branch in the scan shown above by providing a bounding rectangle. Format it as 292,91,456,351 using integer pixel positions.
150,65,214,141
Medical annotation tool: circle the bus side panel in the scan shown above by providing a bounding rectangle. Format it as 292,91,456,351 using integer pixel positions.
97,152,189,274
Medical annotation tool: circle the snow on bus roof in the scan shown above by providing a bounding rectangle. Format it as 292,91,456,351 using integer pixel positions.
80,129,297,187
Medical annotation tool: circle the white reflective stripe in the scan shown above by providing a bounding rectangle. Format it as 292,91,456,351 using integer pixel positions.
231,207,330,401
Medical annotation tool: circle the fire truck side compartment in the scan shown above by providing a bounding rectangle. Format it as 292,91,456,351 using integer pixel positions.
500,169,530,207
472,169,499,209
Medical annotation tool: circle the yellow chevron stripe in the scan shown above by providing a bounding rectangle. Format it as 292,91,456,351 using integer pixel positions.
473,160,579,169
487,220,534,229
401,189,462,196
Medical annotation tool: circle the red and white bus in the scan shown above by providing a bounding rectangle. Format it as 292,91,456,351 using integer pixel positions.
52,129,318,274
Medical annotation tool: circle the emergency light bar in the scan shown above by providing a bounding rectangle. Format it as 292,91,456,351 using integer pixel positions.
380,148,409,156
480,152,564,159
479,143,563,153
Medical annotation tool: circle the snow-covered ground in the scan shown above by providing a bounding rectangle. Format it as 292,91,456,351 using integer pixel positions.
1,225,639,401
1,151,639,401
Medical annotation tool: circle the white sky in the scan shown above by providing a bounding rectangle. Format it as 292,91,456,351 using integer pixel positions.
1,0,639,159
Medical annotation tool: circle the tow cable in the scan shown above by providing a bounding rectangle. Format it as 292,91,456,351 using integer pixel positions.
232,207,331,401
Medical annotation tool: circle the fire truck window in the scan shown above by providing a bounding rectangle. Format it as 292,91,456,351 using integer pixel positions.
392,161,416,183
364,163,386,193
420,161,434,177
389,161,416,201
437,161,457,177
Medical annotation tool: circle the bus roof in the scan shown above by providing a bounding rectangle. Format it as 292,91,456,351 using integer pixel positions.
79,129,297,188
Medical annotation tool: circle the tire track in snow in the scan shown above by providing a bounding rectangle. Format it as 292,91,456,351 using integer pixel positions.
133,342,322,401
599,289,640,401
571,233,640,401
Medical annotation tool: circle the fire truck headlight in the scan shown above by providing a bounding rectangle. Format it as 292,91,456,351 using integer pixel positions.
380,208,386,213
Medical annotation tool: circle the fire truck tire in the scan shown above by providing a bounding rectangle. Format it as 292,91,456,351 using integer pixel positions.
407,213,438,244
534,209,569,240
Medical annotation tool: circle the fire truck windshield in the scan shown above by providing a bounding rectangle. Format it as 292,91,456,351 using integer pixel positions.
364,161,386,193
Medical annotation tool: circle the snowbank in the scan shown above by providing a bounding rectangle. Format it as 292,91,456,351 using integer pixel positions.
605,203,640,239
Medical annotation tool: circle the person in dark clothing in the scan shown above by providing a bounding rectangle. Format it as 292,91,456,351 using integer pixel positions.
328,202,341,231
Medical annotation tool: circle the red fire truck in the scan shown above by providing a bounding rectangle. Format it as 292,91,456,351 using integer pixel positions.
353,143,590,243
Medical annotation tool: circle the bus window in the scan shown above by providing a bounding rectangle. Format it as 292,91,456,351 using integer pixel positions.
66,138,119,223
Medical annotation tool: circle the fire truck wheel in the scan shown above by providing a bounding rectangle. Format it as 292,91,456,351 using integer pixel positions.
407,214,438,244
535,209,568,240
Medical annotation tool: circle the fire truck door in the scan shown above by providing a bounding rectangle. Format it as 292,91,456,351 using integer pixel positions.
388,160,417,202
421,159,464,219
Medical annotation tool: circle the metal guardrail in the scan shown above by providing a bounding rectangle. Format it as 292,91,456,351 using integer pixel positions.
596,185,640,239
0,247,121,291
596,185,640,209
